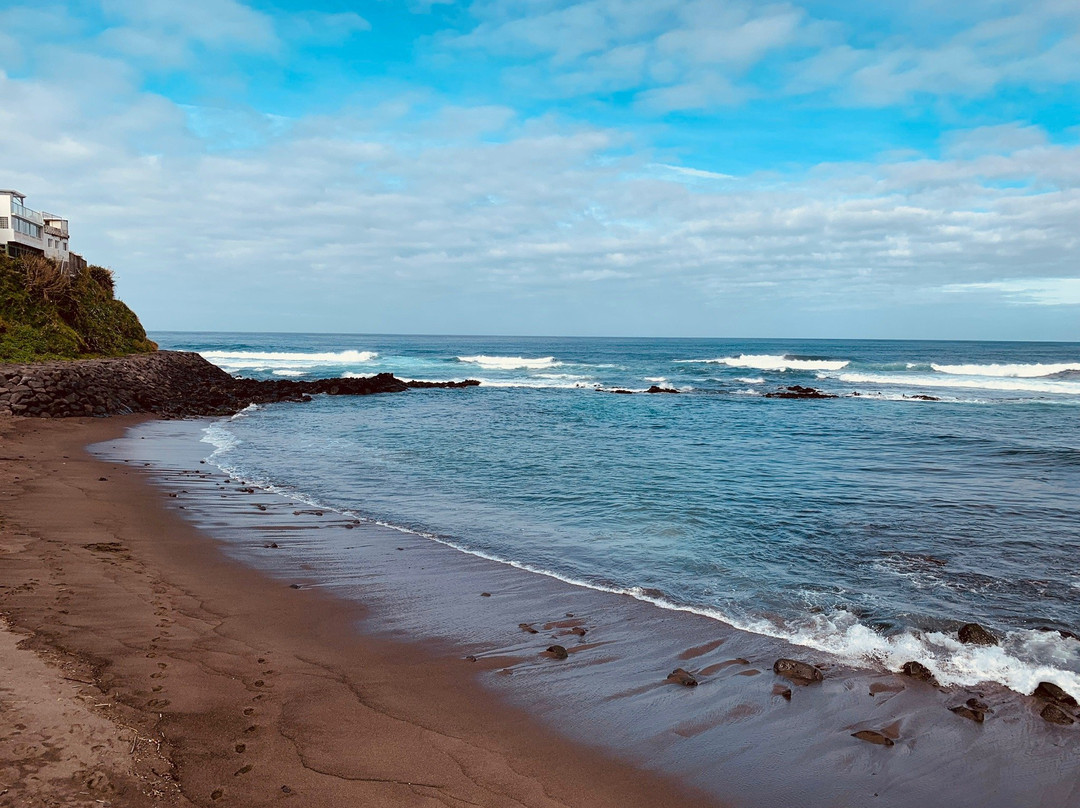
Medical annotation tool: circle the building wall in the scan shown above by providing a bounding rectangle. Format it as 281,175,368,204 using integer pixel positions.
0,192,71,263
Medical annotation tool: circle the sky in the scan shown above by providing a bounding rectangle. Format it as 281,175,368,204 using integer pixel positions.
1,0,1078,340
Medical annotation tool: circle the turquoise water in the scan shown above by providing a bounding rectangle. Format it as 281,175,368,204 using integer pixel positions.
153,332,1080,694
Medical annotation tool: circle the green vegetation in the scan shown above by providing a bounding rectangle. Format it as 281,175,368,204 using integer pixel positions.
0,253,157,362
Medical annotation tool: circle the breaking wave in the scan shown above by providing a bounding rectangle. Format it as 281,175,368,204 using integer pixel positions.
932,362,1080,378
678,354,850,372
201,349,378,369
832,371,1080,396
456,355,560,370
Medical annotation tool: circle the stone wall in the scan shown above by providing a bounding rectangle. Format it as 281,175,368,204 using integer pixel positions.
0,351,477,418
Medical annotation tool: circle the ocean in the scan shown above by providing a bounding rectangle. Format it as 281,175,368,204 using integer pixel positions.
152,332,1080,697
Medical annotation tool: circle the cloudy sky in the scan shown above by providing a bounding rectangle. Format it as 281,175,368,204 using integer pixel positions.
1,0,1078,339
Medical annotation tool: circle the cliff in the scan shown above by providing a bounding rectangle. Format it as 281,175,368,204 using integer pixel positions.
0,253,156,362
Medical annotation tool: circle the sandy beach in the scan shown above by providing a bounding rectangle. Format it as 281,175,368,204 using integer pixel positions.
0,415,719,808
3,413,1079,808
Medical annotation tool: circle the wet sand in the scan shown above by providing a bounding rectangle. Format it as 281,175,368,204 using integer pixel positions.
0,415,719,807
3,415,1078,808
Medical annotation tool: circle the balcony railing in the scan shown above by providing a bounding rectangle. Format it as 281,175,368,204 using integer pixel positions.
11,200,43,224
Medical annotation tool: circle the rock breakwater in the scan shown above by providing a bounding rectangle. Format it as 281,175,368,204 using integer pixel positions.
0,351,478,418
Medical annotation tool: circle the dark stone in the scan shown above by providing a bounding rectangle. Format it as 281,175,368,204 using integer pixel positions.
907,394,940,401
900,661,938,684
545,645,569,660
772,685,792,700
519,623,538,634
1033,682,1078,708
958,623,998,646
950,705,985,723
852,730,894,746
764,386,838,399
666,668,698,687
465,655,477,662
773,658,824,684
480,592,492,597
1040,704,1075,726
646,386,678,394
0,351,475,420
569,626,587,636
289,584,302,590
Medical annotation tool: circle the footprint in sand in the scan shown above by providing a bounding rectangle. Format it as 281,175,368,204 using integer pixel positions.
146,698,170,709
243,707,255,716
234,764,253,776
235,743,246,753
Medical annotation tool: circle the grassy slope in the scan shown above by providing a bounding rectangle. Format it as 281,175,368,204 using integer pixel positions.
0,255,157,362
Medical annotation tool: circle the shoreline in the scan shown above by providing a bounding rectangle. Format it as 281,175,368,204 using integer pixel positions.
0,415,719,807
3,412,1078,807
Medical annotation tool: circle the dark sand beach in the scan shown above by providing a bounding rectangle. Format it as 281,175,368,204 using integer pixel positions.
2,414,1078,808
0,415,719,807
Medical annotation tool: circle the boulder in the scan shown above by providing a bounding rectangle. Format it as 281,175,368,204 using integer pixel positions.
1040,704,1075,726
900,661,937,684
957,623,998,646
764,386,838,399
666,668,698,687
950,705,985,723
1032,682,1078,708
773,658,824,684
545,645,569,660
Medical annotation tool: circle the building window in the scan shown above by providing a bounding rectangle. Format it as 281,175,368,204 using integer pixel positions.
0,217,8,229
13,218,42,238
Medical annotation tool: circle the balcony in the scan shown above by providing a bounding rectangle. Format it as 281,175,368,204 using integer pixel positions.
11,200,43,225
42,213,68,234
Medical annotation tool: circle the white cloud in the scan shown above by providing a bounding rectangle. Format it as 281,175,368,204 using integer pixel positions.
943,279,1080,305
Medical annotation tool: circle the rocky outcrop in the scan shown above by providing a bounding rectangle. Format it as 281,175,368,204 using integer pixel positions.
666,668,698,687
958,623,998,646
772,658,824,684
1033,682,1078,708
0,351,478,418
900,661,938,684
764,386,837,399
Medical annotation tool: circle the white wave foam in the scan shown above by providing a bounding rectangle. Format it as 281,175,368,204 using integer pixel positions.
457,355,559,370
736,377,765,384
191,420,1080,698
832,371,1080,395
201,349,378,370
644,376,667,383
677,354,850,371
479,378,598,389
272,369,305,377
932,362,1080,378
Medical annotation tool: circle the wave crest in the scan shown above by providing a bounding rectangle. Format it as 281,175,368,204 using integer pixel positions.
678,354,850,371
457,355,559,369
933,362,1080,378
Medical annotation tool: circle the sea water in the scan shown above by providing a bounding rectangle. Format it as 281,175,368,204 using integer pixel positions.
152,332,1080,695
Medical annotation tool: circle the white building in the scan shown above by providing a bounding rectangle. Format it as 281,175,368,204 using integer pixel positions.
0,189,75,270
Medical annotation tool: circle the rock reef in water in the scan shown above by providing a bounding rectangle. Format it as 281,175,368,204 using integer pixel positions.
764,386,838,399
0,351,478,418
957,623,998,646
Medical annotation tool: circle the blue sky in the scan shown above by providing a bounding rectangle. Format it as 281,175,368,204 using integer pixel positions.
1,0,1078,339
